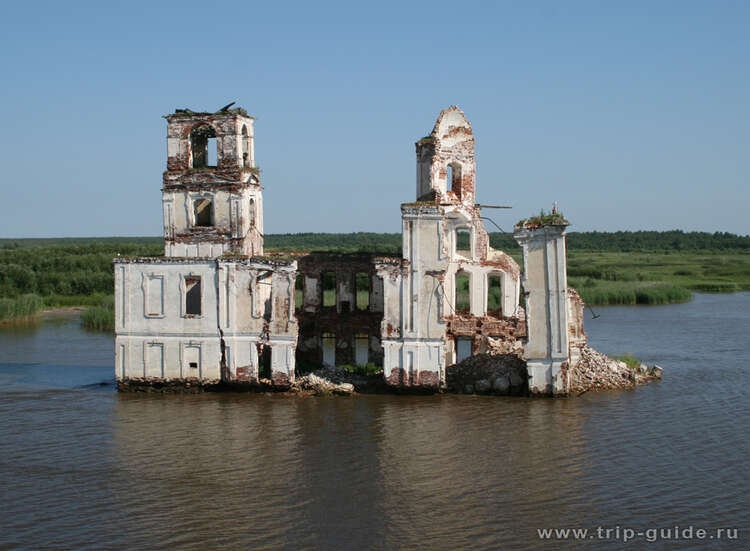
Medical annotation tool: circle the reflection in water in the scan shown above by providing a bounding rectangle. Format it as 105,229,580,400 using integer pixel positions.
1,294,749,550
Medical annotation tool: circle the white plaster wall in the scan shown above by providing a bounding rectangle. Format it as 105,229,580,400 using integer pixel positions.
115,260,219,337
115,335,222,382
514,226,570,395
115,258,222,382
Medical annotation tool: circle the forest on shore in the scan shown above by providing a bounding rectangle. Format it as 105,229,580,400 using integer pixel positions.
1,231,749,327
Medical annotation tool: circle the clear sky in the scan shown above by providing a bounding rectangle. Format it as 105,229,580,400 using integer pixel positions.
1,0,748,237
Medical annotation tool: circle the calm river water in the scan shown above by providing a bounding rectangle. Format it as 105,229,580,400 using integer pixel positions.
0,293,748,550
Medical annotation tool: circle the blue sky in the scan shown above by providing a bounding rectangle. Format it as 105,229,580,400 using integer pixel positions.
1,1,748,237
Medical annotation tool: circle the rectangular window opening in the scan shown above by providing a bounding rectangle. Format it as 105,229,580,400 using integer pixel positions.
322,271,336,307
207,137,218,167
487,274,503,317
194,199,213,227
185,277,202,316
355,272,370,311
455,271,470,313
258,344,271,379
456,338,472,362
355,334,369,366
455,228,471,257
322,332,336,366
295,274,304,312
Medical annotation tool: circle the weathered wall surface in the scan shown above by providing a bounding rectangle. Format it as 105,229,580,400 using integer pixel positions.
115,108,298,391
115,104,593,397
114,258,223,386
162,109,263,258
218,258,298,386
115,257,298,389
381,107,524,390
514,224,570,395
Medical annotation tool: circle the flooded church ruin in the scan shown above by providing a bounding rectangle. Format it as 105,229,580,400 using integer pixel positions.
114,105,599,396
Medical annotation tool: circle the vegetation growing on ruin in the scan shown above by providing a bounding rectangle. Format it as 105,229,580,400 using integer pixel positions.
516,209,569,229
613,354,642,371
340,363,382,376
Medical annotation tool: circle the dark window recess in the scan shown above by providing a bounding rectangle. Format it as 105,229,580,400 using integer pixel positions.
194,199,213,227
449,163,463,196
189,362,198,369
355,272,370,310
322,271,336,307
190,124,218,168
242,124,250,167
185,277,201,315
258,344,271,379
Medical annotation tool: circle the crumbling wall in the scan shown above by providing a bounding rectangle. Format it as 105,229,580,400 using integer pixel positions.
217,258,298,386
415,106,476,206
162,109,263,258
295,253,390,369
567,287,587,368
380,107,525,391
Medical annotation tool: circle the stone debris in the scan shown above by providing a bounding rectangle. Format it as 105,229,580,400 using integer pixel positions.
568,346,663,395
446,353,528,395
294,366,373,395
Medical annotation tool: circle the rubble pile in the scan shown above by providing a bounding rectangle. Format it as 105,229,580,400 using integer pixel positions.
569,346,663,395
446,353,528,395
294,366,375,395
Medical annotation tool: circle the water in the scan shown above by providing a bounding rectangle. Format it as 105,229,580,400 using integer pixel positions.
0,295,748,550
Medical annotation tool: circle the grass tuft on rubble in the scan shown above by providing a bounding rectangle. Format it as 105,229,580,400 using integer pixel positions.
612,354,641,371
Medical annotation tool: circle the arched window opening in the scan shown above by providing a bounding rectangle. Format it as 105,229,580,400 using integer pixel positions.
193,198,213,227
190,124,218,168
449,163,462,197
355,272,370,311
455,228,471,258
455,270,470,313
241,125,250,168
322,271,336,307
487,274,503,317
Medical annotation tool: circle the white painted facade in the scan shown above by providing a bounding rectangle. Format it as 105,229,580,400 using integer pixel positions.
115,108,296,389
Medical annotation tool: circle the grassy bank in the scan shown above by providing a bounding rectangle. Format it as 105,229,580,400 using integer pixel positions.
0,294,44,323
567,250,750,305
80,296,114,331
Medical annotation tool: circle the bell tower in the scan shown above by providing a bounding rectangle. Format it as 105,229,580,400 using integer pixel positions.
161,106,263,258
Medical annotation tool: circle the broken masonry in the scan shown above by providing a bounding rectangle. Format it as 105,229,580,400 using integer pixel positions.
114,106,588,396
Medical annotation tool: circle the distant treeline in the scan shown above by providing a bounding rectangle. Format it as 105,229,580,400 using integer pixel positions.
263,230,750,253
0,231,748,304
0,231,748,319
565,230,750,251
